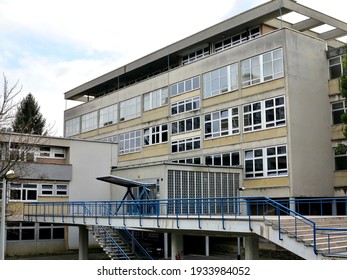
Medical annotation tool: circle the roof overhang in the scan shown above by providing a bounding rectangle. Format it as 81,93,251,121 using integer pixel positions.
97,175,156,188
63,0,347,101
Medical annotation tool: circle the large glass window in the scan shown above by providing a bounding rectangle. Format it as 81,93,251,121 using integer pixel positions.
120,96,141,121
144,87,168,111
119,130,141,154
99,104,118,127
182,47,210,65
332,100,347,125
329,56,344,79
215,26,260,52
143,124,168,146
245,145,287,178
203,63,238,98
81,111,97,133
205,152,240,166
171,76,200,97
171,97,200,115
65,117,80,137
241,48,283,87
243,96,285,132
171,117,200,135
9,183,38,201
204,107,239,139
171,137,201,153
335,148,347,170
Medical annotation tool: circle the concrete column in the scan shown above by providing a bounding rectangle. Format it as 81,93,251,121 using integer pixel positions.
332,199,337,216
289,197,296,212
79,226,89,260
244,236,259,260
171,233,183,260
164,233,169,259
205,236,209,257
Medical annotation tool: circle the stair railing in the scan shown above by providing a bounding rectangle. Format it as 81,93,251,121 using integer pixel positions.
113,227,153,260
91,225,130,260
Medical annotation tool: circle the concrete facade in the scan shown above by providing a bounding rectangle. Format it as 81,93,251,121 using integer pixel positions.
1,134,117,256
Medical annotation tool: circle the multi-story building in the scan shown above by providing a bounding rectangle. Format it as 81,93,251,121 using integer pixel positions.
0,133,117,256
61,0,347,256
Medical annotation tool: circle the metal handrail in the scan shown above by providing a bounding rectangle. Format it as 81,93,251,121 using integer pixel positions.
92,225,130,260
23,196,347,257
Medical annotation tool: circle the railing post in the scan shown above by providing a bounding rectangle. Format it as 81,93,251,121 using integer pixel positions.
221,198,225,230
277,206,282,240
313,223,317,254
197,199,201,229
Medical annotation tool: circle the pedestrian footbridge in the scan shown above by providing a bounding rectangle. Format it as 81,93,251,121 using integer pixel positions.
23,197,347,260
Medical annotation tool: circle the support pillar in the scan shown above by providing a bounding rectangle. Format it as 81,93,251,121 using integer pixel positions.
171,233,183,260
79,226,89,260
164,233,169,259
244,236,259,260
205,236,209,257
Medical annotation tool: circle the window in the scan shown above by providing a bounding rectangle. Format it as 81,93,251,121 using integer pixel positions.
245,145,287,178
39,224,65,240
332,100,347,124
203,63,238,98
171,96,200,115
99,135,118,143
215,26,260,52
205,152,240,166
204,107,239,139
99,104,118,127
171,157,201,165
171,116,200,135
119,130,141,154
144,87,168,111
171,76,200,97
7,222,35,241
143,124,168,146
41,184,68,196
182,47,210,65
335,148,347,170
241,48,284,87
38,147,66,159
243,96,286,132
9,183,37,201
81,111,97,133
65,117,80,137
120,96,141,121
171,137,201,153
329,56,344,79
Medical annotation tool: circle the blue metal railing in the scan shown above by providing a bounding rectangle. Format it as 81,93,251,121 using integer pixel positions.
113,227,153,260
92,225,130,260
23,196,347,257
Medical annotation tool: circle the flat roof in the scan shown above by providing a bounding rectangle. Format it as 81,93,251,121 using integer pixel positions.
97,175,156,188
64,0,347,101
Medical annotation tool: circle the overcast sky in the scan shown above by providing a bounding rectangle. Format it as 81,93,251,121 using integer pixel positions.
1,0,346,136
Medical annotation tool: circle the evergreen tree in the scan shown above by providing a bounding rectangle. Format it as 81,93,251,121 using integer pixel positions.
12,93,46,135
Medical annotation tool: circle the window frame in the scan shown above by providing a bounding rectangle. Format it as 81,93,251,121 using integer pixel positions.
99,104,118,127
144,87,168,111
120,96,142,121
171,96,200,116
143,124,168,146
119,130,141,155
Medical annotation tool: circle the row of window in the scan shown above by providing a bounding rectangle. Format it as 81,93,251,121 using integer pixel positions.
0,145,67,163
7,222,64,241
0,183,69,201
65,48,284,137
119,96,286,154
329,55,345,80
172,146,287,179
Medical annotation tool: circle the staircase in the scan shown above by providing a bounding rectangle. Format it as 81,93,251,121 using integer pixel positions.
89,225,153,260
263,216,347,259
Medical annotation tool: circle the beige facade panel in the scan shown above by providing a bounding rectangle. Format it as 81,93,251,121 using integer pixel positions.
98,123,118,135
243,127,288,143
143,106,169,123
331,125,344,140
202,90,240,108
244,177,289,190
334,171,347,187
118,118,142,130
203,135,241,149
142,144,169,158
170,89,200,103
241,78,285,98
329,79,340,95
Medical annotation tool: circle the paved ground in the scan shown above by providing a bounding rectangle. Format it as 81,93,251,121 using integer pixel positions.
6,248,302,260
